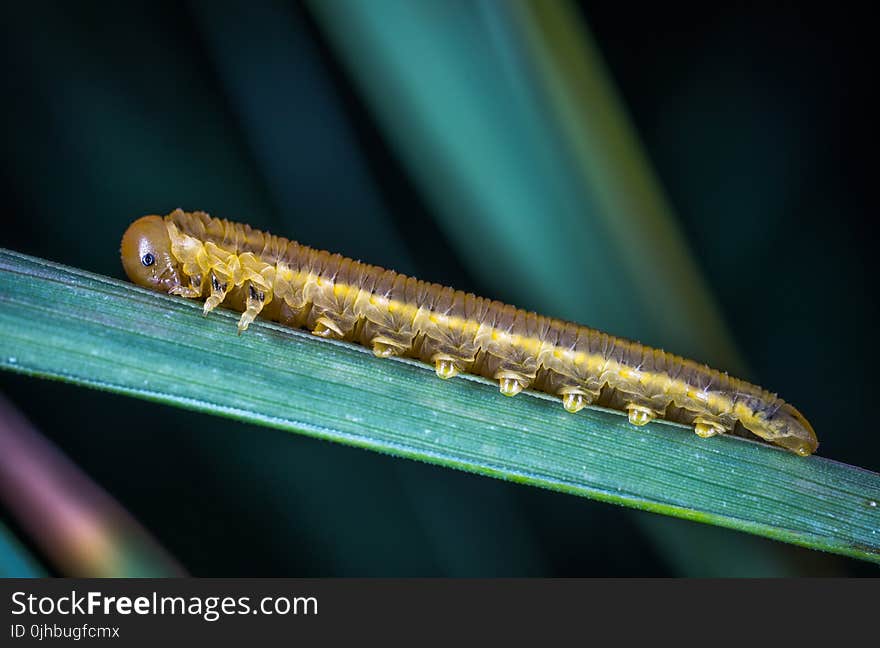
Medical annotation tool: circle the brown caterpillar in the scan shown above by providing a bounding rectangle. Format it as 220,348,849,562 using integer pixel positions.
120,209,818,456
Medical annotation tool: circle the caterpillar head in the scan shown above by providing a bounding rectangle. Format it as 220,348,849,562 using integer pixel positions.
121,215,183,293
767,403,819,457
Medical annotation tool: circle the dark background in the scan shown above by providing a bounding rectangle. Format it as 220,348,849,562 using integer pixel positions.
0,1,876,576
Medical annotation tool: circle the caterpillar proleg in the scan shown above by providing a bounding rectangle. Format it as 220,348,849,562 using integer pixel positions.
121,209,818,456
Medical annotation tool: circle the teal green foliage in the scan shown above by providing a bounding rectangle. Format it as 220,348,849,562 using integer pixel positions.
2,250,878,564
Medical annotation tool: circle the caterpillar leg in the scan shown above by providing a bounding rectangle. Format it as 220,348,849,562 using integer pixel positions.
203,273,230,316
169,274,203,299
433,354,463,380
312,317,344,339
370,337,408,358
311,309,362,340
237,284,267,333
694,417,725,439
495,370,530,397
558,387,595,414
358,318,415,360
626,403,658,426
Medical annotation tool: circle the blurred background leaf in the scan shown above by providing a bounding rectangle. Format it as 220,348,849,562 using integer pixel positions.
0,0,876,575
0,522,47,578
0,393,183,577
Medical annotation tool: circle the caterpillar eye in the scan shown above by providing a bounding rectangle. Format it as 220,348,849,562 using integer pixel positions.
141,252,156,267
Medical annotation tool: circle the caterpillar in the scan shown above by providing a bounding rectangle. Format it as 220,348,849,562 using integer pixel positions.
120,209,818,456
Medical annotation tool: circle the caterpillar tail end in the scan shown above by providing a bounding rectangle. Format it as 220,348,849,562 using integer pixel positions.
771,404,819,456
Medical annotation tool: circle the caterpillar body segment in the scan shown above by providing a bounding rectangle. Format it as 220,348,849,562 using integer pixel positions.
120,209,819,456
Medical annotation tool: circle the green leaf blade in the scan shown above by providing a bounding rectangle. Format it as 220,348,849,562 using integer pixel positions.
1,248,878,564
